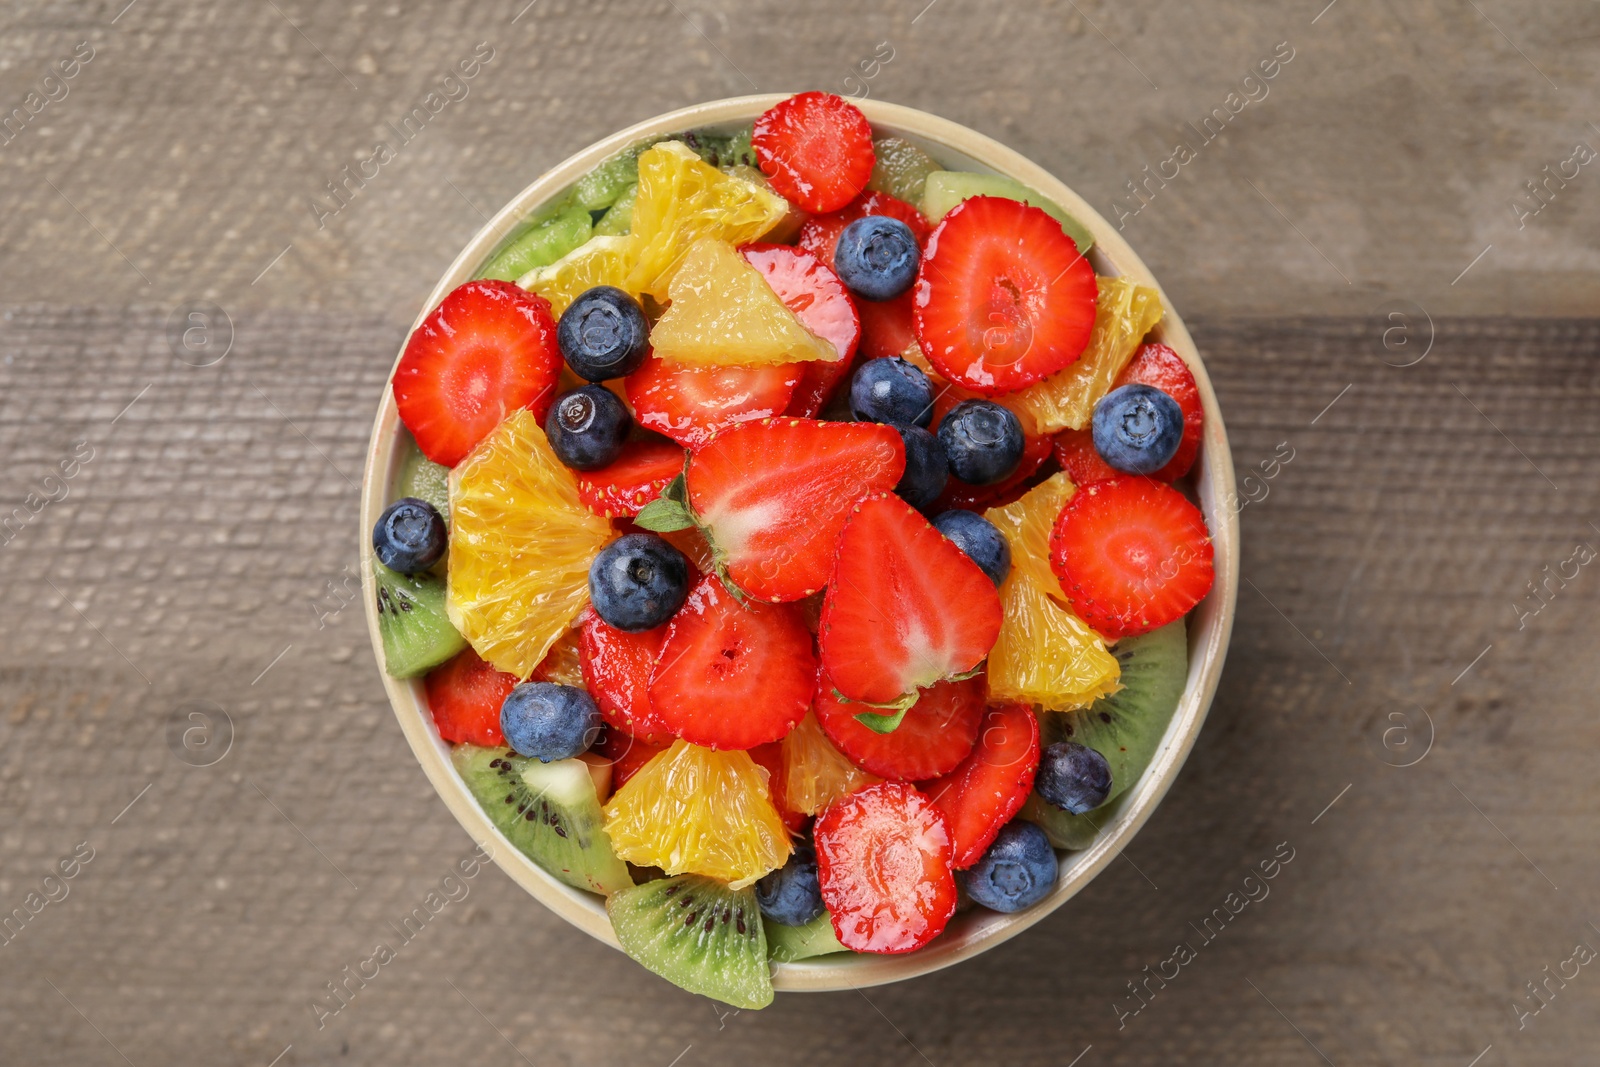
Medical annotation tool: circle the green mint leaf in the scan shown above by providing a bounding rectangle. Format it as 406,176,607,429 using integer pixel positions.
632,496,696,532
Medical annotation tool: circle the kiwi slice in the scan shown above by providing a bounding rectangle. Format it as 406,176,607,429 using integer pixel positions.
396,443,450,526
374,562,466,678
592,182,638,237
607,873,773,1009
920,171,1095,254
868,134,940,204
477,201,593,282
1020,790,1129,851
453,745,633,896
765,911,848,963
573,151,641,212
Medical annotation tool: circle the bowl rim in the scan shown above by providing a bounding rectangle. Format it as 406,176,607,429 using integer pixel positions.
359,94,1239,993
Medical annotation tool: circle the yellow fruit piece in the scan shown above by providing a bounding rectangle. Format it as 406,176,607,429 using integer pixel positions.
649,239,837,367
988,570,1121,711
447,409,616,679
1008,276,1164,434
519,235,634,319
625,141,790,301
986,471,1077,599
603,740,792,889
781,712,879,816
532,627,585,687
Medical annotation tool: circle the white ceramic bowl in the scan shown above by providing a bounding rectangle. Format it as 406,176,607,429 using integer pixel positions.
360,95,1239,993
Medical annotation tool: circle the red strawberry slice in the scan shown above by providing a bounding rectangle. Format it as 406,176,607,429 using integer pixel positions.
932,430,1053,512
597,727,669,790
819,493,1003,703
575,438,687,517
1116,342,1203,481
857,291,919,361
923,702,1039,868
686,418,905,602
748,741,807,833
626,351,800,450
1052,427,1120,486
752,91,875,214
577,606,675,744
815,781,956,953
814,674,985,781
424,646,517,746
1048,477,1214,639
393,280,563,466
740,243,861,418
647,574,817,749
798,191,932,266
914,196,1097,395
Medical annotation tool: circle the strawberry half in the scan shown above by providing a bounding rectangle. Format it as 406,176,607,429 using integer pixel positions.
393,280,563,466
647,574,817,749
798,190,932,266
924,702,1039,868
575,438,687,517
686,418,905,602
815,781,957,953
814,674,985,781
577,606,675,744
1052,428,1120,486
748,741,807,833
819,493,1003,703
740,243,861,418
1048,477,1215,639
1117,342,1203,481
626,351,800,451
914,197,1097,395
752,91,875,214
857,291,918,361
424,646,517,746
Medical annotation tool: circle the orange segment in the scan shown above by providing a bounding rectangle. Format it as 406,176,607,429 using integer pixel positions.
519,235,634,319
986,471,1077,598
781,711,880,815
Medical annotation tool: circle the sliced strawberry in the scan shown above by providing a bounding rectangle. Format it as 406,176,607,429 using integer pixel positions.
597,727,669,790
393,280,562,466
933,430,1053,512
798,191,932,266
814,674,985,781
647,574,817,749
914,197,1097,395
1116,342,1203,481
424,646,517,746
686,418,905,602
575,439,687,517
1052,427,1120,486
1049,477,1214,639
577,606,675,744
857,290,919,361
748,741,807,833
740,243,861,418
815,781,956,953
819,493,1003,703
923,702,1039,868
626,351,800,450
752,91,875,214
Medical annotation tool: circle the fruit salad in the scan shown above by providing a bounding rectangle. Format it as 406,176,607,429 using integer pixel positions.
371,92,1217,1008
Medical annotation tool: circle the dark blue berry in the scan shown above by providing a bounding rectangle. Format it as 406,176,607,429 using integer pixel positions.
932,510,1011,587
500,682,602,762
833,215,920,301
850,356,934,428
894,426,949,511
372,497,447,574
958,820,1058,913
755,844,824,926
546,386,631,471
1091,384,1184,476
588,533,690,632
557,286,650,381
1035,741,1113,814
937,400,1024,485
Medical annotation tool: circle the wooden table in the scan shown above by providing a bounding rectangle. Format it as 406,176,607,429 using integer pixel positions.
2,2,1596,1064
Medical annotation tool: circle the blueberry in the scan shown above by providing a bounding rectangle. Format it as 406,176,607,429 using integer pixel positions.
850,356,934,428
546,385,631,471
932,510,1011,587
1091,384,1185,476
937,400,1024,485
755,844,824,926
588,533,690,632
372,497,447,574
1035,741,1113,814
557,286,650,381
958,820,1058,913
833,215,920,301
500,682,602,762
894,426,949,511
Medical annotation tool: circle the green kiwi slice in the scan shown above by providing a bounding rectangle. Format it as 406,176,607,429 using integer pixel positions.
477,201,594,282
453,746,632,896
607,873,773,1009
396,442,450,526
919,171,1095,254
765,911,848,963
1020,790,1129,851
374,562,466,678
868,134,940,204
